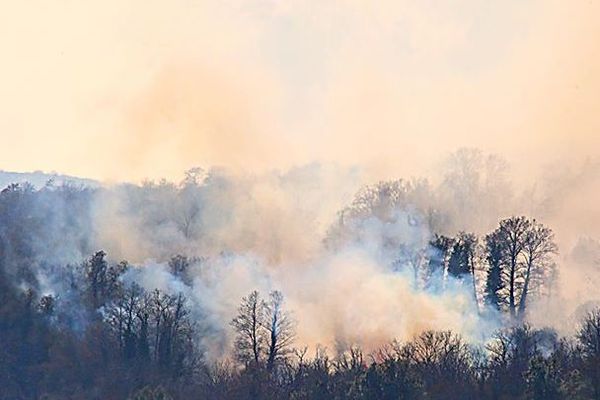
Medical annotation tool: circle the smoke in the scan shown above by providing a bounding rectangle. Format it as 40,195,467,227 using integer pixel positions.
90,154,600,357
2,1,600,182
524,162,600,335
121,215,494,361
92,164,363,264
5,148,600,360
1,0,600,360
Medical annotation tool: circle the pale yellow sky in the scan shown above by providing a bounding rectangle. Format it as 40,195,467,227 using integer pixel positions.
1,0,599,182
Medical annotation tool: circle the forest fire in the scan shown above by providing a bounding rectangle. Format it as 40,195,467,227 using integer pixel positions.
2,0,600,398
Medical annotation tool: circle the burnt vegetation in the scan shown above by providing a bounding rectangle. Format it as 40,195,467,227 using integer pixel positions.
0,158,599,399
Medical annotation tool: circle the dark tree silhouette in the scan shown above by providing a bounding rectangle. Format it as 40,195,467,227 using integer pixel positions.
263,290,296,371
496,217,531,318
231,290,265,367
484,229,505,311
484,217,558,318
0,179,596,400
576,309,600,398
518,221,558,315
231,290,295,372
447,232,479,306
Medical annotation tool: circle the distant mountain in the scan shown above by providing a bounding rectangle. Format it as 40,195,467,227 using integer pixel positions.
0,170,98,190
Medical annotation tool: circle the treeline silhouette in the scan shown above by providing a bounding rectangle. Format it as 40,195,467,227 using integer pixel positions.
0,175,599,399
3,263,600,400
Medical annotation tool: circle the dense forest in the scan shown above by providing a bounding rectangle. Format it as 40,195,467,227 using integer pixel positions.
2,151,600,399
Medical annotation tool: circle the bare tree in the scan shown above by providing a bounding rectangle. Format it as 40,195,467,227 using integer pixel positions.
105,285,193,371
484,217,558,318
406,330,475,399
495,217,531,318
263,290,296,371
518,220,558,316
231,290,265,367
231,290,295,371
105,283,143,360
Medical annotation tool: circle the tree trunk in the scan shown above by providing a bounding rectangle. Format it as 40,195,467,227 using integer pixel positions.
471,265,479,314
509,254,517,318
518,261,533,317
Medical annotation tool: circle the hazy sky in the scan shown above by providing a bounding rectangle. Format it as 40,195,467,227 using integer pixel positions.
1,0,599,182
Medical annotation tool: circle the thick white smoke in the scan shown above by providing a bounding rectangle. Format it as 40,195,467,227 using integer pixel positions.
13,150,600,360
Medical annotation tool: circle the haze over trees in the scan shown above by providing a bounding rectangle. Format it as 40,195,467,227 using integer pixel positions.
0,152,599,399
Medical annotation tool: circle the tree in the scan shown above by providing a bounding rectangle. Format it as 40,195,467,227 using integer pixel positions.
361,349,422,400
168,254,191,285
405,330,476,399
231,290,295,371
83,250,109,309
149,290,193,371
105,285,194,374
231,290,265,367
105,283,144,360
325,179,436,251
82,251,127,310
484,217,558,318
497,217,531,317
425,234,454,289
487,325,540,399
518,221,558,315
136,290,151,362
263,290,296,371
176,168,207,240
576,309,600,398
447,232,479,307
484,230,505,311
525,355,562,400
